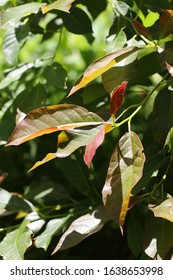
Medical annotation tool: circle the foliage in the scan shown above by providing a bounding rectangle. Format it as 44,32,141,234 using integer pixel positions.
0,0,173,260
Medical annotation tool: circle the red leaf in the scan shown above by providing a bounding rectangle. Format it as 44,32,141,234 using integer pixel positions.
110,81,128,115
84,126,105,168
159,10,173,39
132,19,152,40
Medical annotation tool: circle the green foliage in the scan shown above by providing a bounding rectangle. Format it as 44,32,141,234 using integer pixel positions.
1,0,173,260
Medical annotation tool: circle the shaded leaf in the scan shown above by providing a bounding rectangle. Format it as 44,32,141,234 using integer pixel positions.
159,10,173,39
132,19,152,40
6,105,107,147
61,6,93,34
36,216,71,250
149,198,173,222
102,131,145,228
68,46,139,96
0,219,32,260
29,125,105,171
164,127,173,156
0,187,34,214
144,211,173,259
43,62,67,89
110,81,128,115
84,126,105,168
52,205,110,254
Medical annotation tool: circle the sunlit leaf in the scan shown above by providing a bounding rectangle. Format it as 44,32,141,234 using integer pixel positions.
68,46,139,96
41,0,75,14
52,205,110,254
29,125,105,171
36,216,71,250
159,10,173,39
6,105,107,147
166,62,173,76
0,219,32,260
84,126,105,168
110,81,128,115
149,198,173,222
164,127,173,156
102,131,145,228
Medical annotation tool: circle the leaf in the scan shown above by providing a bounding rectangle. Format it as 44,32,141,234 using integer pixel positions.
68,46,139,96
164,127,173,156
110,81,128,115
36,216,71,250
166,62,173,76
159,10,173,39
144,211,173,259
0,187,33,213
6,105,107,147
0,219,32,260
61,6,93,34
2,24,29,66
132,19,152,40
0,1,74,29
149,198,173,222
84,126,105,168
52,205,110,254
29,125,105,171
102,131,145,228
41,0,75,14
43,62,67,89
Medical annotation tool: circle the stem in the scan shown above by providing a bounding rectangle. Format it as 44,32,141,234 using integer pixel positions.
115,72,169,127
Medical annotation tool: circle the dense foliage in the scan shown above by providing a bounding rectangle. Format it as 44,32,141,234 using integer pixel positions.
1,0,173,260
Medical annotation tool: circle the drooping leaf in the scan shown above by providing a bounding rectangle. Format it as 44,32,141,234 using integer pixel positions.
164,127,173,156
84,126,105,168
0,187,34,214
6,105,107,147
29,125,105,171
68,46,139,96
36,216,71,250
52,205,110,254
144,211,173,259
0,219,32,260
102,131,145,228
159,10,173,39
149,198,173,222
110,81,128,115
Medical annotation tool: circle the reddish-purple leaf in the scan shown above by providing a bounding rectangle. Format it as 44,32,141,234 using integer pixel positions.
84,126,105,168
159,10,173,39
132,19,152,40
110,81,128,115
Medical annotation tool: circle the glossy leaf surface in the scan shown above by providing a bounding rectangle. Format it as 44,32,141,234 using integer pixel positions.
6,105,105,146
110,81,128,115
102,131,145,228
68,46,139,96
52,205,110,254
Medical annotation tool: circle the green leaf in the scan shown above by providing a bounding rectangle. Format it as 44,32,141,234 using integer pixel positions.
0,219,32,260
149,89,173,144
36,216,71,250
43,62,67,89
6,105,108,147
2,24,29,66
165,127,173,156
68,46,139,96
75,0,107,19
102,131,145,228
29,125,105,171
61,6,93,34
0,187,33,213
149,198,173,222
144,211,173,259
52,205,110,254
